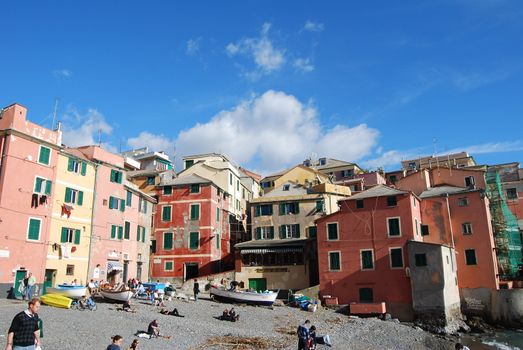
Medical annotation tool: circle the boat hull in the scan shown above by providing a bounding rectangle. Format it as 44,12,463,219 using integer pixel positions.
47,286,86,299
210,287,278,306
100,290,133,302
41,294,73,309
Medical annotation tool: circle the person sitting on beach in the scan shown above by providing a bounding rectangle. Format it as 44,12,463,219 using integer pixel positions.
148,320,161,338
107,335,124,350
308,325,332,348
228,308,240,322
221,308,229,319
160,307,184,317
455,343,470,350
127,339,139,350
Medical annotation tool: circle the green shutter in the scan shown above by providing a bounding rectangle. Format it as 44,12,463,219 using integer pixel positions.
216,233,220,248
216,207,220,222
124,222,130,239
191,205,199,220
34,177,42,192
255,205,261,217
81,162,87,176
61,227,68,243
28,219,40,240
137,226,141,241
308,226,317,238
65,188,72,203
45,180,52,195
163,232,173,250
117,226,123,240
295,224,300,238
268,226,274,239
189,232,199,249
162,206,171,221
111,225,116,239
108,197,114,209
120,199,125,212
110,170,115,182
142,228,146,243
279,226,285,239
255,227,261,240
294,202,300,214
126,191,132,206
117,171,122,184
77,191,84,206
67,158,75,171
279,203,285,215
38,147,50,165
316,200,324,211
268,205,273,215
74,229,81,244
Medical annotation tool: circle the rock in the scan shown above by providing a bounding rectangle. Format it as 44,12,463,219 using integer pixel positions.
392,318,400,324
415,326,423,331
272,300,285,307
384,313,392,321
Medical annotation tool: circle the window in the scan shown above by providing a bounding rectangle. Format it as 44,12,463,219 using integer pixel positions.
242,188,246,199
465,176,475,187
34,177,52,195
261,181,273,189
255,226,275,240
67,158,87,175
124,221,130,240
190,184,200,193
189,232,199,250
164,261,174,271
329,251,341,271
341,169,353,178
236,180,239,191
356,199,364,209
283,184,290,191
184,160,194,169
280,224,300,239
27,218,41,241
415,219,419,236
229,173,233,185
146,176,155,185
38,146,51,165
359,288,373,303
66,265,75,276
413,198,417,207
139,197,148,213
164,186,172,195
216,207,220,222
361,250,374,270
162,206,171,221
108,196,125,211
327,223,338,240
387,217,401,236
421,224,430,236
236,199,240,211
462,223,473,235
415,253,427,266
507,188,518,200
465,249,477,265
408,162,416,169
316,200,324,212
390,248,403,268
137,225,146,242
190,204,200,220
126,190,132,207
255,204,273,216
65,188,84,206
163,232,173,250
216,233,220,249
60,227,80,244
110,169,123,184
387,196,397,206
458,197,469,207
389,175,397,184
308,226,317,238
279,202,299,215
319,158,326,166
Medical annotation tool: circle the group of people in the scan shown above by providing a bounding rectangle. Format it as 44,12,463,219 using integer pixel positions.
106,336,139,350
219,308,240,322
17,272,37,301
297,320,332,350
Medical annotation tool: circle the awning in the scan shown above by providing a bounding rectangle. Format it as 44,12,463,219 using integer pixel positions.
240,247,303,254
107,261,123,271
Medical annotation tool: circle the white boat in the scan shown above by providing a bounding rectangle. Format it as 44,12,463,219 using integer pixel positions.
46,285,87,299
100,289,133,302
210,286,278,306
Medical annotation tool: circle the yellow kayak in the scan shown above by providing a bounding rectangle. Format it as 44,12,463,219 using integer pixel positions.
41,293,72,309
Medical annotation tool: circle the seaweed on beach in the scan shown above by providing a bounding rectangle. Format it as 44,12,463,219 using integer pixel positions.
195,335,288,349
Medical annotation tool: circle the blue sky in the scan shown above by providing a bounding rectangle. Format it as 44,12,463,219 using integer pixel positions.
1,0,522,173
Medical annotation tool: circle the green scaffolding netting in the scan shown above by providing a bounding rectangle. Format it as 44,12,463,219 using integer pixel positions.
485,171,522,279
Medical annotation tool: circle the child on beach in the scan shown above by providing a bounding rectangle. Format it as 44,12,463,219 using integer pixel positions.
107,335,124,350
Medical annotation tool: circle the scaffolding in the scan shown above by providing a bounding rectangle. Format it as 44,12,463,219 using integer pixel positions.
485,170,522,280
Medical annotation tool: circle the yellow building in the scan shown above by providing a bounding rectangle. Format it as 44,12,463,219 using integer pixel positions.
44,149,96,290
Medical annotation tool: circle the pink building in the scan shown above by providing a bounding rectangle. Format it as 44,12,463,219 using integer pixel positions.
0,103,62,296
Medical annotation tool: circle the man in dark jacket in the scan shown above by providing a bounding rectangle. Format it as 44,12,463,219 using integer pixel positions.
193,280,199,301
297,320,311,350
5,298,41,350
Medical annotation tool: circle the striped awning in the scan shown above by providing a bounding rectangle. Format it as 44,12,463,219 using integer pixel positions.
107,261,123,271
240,247,303,254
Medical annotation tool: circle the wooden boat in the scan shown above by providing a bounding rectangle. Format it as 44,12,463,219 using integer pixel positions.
40,294,73,309
210,286,278,306
100,289,133,302
47,285,87,299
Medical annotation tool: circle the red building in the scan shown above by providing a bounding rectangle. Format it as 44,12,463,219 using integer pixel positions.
151,174,231,283
316,185,422,320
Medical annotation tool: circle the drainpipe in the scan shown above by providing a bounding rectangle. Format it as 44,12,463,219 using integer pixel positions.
86,162,99,283
443,194,455,249
0,133,9,200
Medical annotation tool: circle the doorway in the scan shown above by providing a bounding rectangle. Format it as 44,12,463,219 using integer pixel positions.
184,263,199,281
14,270,27,299
123,261,129,282
248,278,267,292
43,269,56,294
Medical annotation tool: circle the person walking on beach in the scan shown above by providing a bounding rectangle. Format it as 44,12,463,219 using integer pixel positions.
193,279,199,301
106,335,124,350
297,320,311,350
25,273,36,300
5,298,42,350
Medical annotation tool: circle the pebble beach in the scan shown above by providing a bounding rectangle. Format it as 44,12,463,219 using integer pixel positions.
0,295,456,350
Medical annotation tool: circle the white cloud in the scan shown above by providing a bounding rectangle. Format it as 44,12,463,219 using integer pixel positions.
293,58,314,73
444,141,523,155
175,90,379,173
127,132,175,153
363,150,412,170
304,20,324,32
61,108,115,152
186,37,202,56
53,69,72,78
453,71,509,90
226,22,285,77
